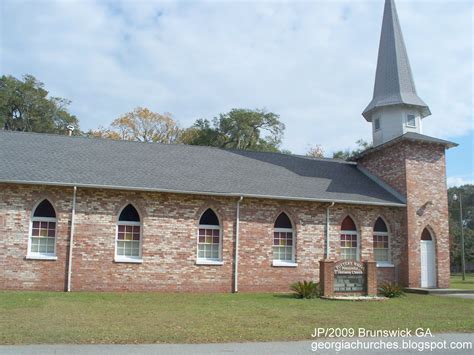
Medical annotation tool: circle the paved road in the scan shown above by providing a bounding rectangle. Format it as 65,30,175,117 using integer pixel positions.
438,293,474,299
0,333,472,355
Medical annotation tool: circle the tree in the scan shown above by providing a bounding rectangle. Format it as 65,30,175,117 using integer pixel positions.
333,139,372,160
178,119,221,147
180,108,285,152
87,107,181,143
306,144,325,158
0,74,79,134
85,126,122,140
448,185,474,271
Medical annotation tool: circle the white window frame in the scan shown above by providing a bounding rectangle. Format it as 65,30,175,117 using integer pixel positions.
406,114,416,128
27,216,58,260
340,230,359,261
196,224,223,265
374,117,381,131
115,220,143,263
272,227,297,267
373,230,393,267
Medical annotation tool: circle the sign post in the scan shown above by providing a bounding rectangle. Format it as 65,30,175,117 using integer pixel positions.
319,259,377,297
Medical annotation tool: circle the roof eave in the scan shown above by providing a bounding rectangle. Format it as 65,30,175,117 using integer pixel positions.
0,179,407,208
362,101,431,121
351,133,458,161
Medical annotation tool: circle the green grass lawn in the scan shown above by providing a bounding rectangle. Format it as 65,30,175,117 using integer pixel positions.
451,273,474,290
0,291,473,344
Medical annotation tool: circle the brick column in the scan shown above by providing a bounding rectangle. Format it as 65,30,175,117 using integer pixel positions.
366,261,377,296
319,260,334,297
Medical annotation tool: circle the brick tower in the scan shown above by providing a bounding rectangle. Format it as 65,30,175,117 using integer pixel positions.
356,0,457,288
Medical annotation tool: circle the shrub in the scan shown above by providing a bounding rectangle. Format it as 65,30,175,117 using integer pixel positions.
290,281,320,299
378,282,404,298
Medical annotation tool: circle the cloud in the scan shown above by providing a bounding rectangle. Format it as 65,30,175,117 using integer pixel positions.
1,0,472,155
447,176,474,188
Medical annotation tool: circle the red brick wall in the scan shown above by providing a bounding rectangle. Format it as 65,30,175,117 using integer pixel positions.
71,189,235,292
359,143,408,197
0,185,72,291
359,140,450,288
0,183,406,292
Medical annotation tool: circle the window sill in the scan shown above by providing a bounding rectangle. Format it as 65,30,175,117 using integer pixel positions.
272,261,298,267
26,254,58,261
376,263,394,268
196,260,223,266
114,257,143,264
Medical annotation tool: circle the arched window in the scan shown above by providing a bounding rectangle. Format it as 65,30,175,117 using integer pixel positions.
340,216,358,260
421,228,432,241
28,199,57,259
116,204,142,262
373,217,390,265
197,209,222,263
273,212,295,265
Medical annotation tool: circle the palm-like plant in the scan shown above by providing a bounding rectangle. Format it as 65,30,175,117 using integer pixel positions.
290,281,320,299
378,282,404,298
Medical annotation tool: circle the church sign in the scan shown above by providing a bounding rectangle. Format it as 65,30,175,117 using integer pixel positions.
334,260,366,292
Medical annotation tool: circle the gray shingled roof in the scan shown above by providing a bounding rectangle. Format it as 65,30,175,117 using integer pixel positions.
362,0,430,121
0,130,405,206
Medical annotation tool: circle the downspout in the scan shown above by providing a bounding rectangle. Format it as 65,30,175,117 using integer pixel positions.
326,202,335,258
67,186,77,292
234,196,243,293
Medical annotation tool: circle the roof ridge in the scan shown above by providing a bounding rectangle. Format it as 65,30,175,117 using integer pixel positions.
391,0,403,98
0,129,355,165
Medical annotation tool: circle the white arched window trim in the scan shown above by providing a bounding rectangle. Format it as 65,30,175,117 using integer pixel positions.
26,201,58,260
373,219,393,267
114,205,143,264
196,222,223,265
340,230,360,261
272,226,297,267
196,208,223,266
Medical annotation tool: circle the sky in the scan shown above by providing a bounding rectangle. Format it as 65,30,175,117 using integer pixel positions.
1,0,472,186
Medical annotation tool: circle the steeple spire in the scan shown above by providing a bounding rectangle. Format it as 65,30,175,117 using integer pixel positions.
362,0,430,121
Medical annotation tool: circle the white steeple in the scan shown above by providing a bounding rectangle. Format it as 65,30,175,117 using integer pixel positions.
363,0,431,146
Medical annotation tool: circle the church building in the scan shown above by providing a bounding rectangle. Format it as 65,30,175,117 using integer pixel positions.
0,0,456,292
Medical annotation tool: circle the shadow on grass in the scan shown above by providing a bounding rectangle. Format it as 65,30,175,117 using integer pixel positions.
272,294,297,299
